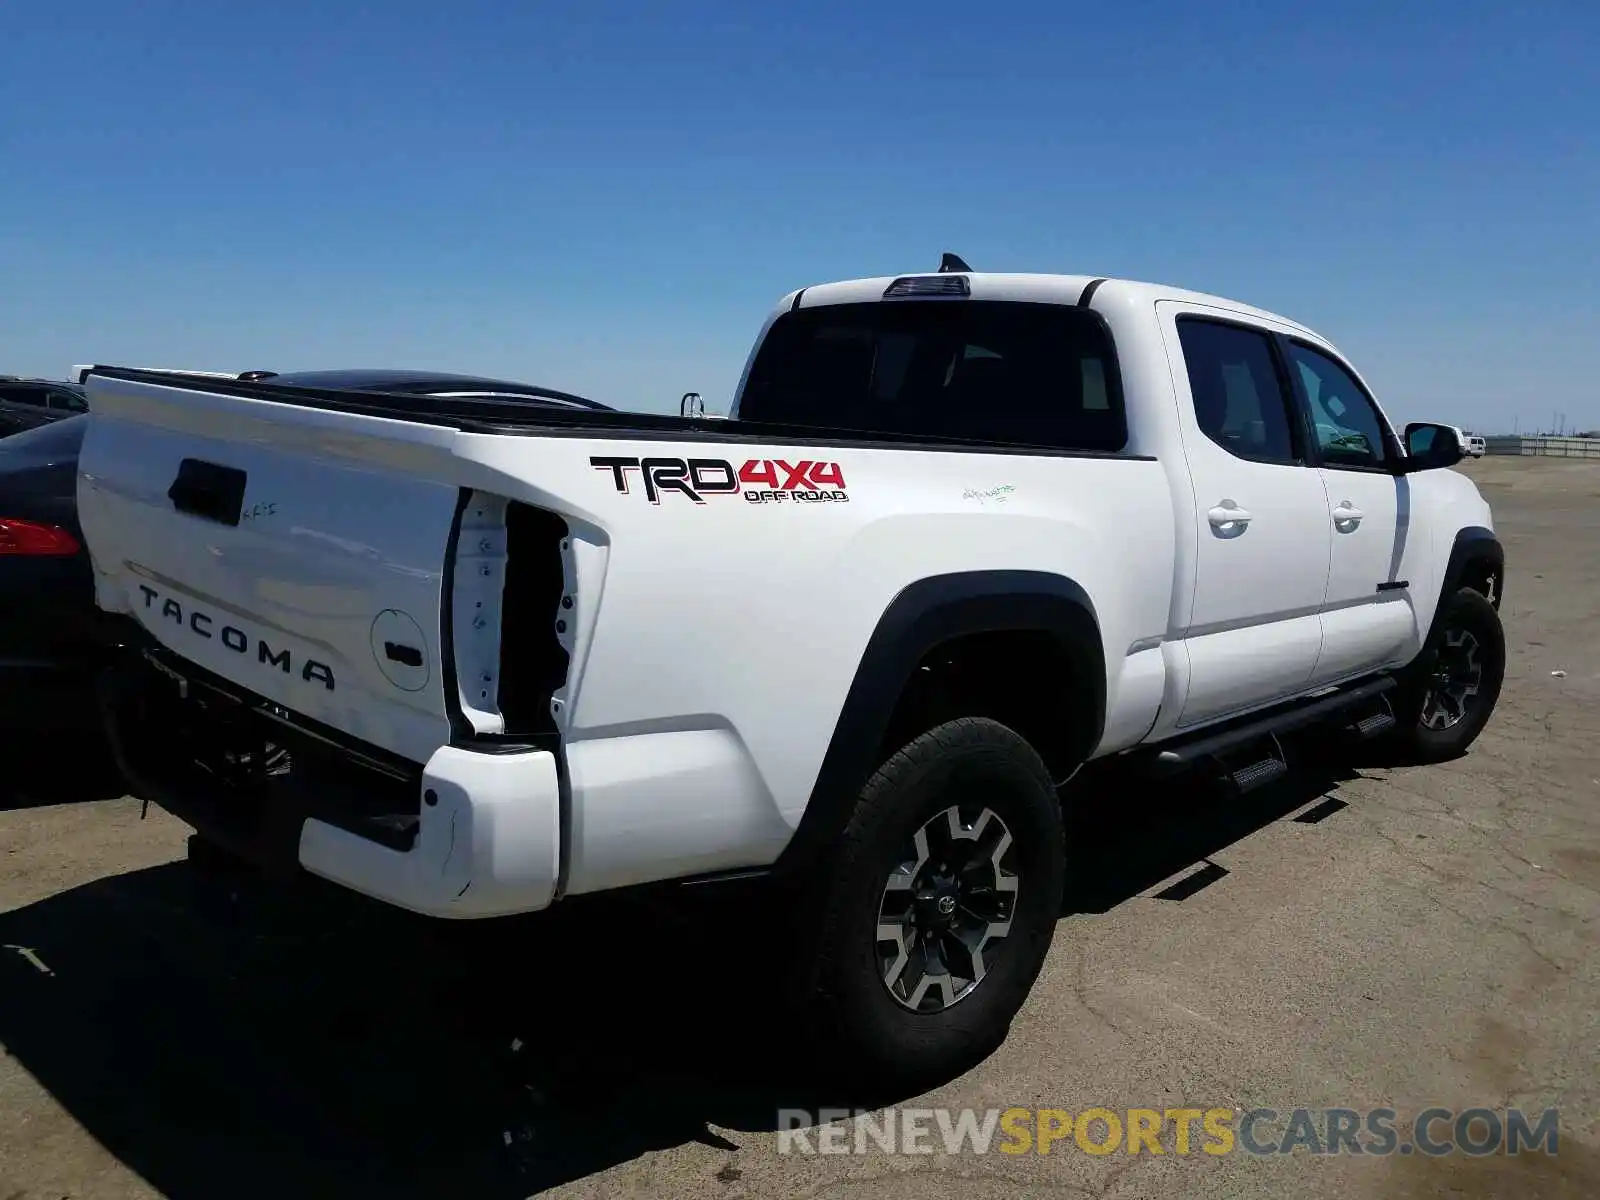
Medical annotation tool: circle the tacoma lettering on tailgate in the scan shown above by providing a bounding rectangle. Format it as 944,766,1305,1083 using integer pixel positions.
136,584,336,691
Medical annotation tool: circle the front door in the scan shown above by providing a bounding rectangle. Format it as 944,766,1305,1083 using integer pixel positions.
1281,339,1424,684
1159,306,1333,728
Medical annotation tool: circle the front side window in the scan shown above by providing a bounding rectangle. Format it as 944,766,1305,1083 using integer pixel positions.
1286,343,1392,470
738,300,1127,452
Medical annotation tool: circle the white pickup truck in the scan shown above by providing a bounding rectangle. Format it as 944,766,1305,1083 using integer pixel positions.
75,262,1506,1084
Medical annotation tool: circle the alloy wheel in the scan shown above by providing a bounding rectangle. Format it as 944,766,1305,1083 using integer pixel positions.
875,805,1021,1013
1420,628,1484,731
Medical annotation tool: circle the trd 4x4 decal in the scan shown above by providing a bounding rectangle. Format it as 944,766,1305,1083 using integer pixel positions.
591,456,849,505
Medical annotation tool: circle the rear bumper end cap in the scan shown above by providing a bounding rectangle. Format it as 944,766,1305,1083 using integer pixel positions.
297,743,561,919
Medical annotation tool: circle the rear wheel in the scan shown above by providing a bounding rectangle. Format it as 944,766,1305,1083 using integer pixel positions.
797,718,1065,1089
1388,587,1505,763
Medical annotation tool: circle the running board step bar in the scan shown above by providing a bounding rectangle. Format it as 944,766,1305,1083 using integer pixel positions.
1349,702,1397,740
1225,748,1289,794
1204,731,1290,798
1150,677,1397,778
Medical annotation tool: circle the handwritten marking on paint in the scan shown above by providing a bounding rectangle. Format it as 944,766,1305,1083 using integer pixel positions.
962,485,1016,505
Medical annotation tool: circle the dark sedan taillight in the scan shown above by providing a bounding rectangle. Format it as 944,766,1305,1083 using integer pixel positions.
0,517,80,556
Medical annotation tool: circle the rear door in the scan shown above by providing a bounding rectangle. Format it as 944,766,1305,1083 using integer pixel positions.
1281,339,1424,683
1158,305,1333,728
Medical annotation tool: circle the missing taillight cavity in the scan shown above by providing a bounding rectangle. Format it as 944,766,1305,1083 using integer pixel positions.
451,493,511,733
497,502,572,737
0,518,80,556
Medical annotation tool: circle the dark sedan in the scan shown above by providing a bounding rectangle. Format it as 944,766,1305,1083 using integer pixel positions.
0,416,96,728
0,379,88,439
255,368,613,411
66,366,613,413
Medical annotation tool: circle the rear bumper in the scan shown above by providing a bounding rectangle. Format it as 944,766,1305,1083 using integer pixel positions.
298,744,560,918
100,638,560,919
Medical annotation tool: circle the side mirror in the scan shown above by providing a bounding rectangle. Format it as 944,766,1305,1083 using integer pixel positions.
1400,422,1465,473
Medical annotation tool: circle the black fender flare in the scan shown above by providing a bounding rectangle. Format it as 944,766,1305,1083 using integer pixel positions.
1394,525,1503,687
1440,525,1504,615
1400,525,1503,683
772,570,1105,878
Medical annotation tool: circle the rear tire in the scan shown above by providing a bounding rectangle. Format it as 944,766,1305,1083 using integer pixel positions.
797,718,1065,1090
1388,586,1505,763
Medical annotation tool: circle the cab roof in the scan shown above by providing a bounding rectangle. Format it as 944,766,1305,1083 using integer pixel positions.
788,271,1320,340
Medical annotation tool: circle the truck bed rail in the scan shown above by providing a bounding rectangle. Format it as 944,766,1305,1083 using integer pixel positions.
80,366,1154,459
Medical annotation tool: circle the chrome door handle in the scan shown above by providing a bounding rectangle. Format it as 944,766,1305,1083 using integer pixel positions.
1333,501,1364,528
1207,502,1252,528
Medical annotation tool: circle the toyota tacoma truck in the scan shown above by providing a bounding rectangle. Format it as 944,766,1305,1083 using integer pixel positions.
74,261,1505,1085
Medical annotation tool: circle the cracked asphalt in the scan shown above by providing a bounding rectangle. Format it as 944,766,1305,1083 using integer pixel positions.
2,454,1598,1198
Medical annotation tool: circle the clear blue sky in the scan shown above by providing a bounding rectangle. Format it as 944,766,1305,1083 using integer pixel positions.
2,0,1595,431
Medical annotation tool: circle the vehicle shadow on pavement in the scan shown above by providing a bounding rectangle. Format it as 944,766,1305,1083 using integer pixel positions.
0,748,1390,1198
0,856,899,1198
1060,751,1369,915
1,732,125,811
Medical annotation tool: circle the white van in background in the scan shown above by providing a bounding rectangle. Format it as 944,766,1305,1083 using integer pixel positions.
1437,424,1486,459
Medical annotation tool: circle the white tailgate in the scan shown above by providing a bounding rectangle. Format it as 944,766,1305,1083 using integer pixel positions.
77,376,468,763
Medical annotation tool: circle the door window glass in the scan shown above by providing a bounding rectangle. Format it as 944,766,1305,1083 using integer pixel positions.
1287,343,1391,469
1175,319,1299,464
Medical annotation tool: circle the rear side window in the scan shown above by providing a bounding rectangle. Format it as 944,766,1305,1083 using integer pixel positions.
738,301,1127,452
1175,319,1299,464
49,389,88,413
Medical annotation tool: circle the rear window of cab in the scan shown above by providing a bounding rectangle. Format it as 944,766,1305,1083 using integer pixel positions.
738,300,1128,453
